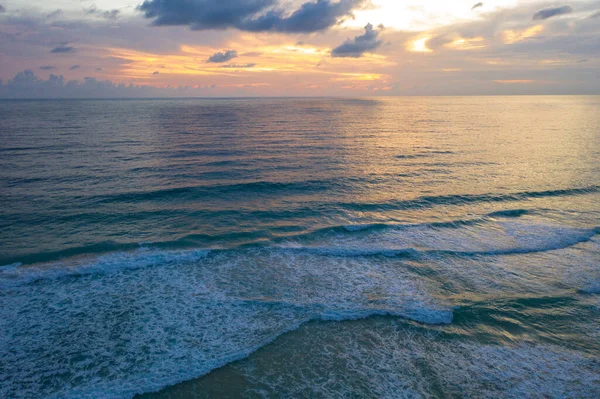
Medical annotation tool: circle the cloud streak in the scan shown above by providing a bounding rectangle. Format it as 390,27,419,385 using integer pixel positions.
332,23,383,57
472,3,483,10
220,63,256,68
207,50,238,63
138,0,365,33
50,45,75,54
532,5,573,20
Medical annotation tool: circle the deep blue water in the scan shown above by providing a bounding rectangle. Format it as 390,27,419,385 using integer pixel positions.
1,97,599,398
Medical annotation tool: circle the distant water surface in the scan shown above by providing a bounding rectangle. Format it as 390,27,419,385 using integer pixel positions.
0,96,599,398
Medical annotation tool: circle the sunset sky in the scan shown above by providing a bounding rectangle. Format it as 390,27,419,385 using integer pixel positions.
0,0,599,96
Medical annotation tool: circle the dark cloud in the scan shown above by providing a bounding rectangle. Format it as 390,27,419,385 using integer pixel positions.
331,23,383,58
84,6,98,15
532,5,573,20
39,66,56,70
207,50,237,63
591,10,600,19
69,65,81,70
138,0,365,33
296,41,305,46
472,3,483,10
152,71,159,75
0,5,5,13
50,45,75,54
96,68,103,71
85,6,120,20
220,63,256,68
103,10,120,20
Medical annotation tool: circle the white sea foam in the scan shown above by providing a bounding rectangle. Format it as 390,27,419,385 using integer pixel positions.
0,248,211,288
0,262,21,272
0,246,450,398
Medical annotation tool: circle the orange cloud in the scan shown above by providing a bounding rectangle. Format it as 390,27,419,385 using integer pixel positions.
503,25,544,44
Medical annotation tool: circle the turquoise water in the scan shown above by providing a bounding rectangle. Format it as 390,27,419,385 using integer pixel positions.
0,97,599,398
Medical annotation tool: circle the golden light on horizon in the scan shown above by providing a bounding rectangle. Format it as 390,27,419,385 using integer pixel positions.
100,43,391,90
331,73,385,81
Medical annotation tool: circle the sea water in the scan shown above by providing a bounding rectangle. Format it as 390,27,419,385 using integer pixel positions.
0,96,599,398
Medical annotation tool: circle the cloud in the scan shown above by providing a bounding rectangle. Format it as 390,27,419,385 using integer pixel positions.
207,50,238,63
84,6,98,15
532,5,573,20
103,10,120,20
84,6,120,20
0,70,217,98
591,10,600,19
69,65,80,70
138,0,365,33
47,9,62,19
152,71,159,75
241,52,262,57
0,5,5,13
331,23,383,58
472,2,483,10
50,45,75,54
220,63,256,68
39,66,56,70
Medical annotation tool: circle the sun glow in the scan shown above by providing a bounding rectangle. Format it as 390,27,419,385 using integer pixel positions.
410,37,432,53
348,0,520,31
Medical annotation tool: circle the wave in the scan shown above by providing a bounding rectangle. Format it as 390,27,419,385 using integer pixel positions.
87,179,341,204
3,208,597,269
335,185,600,212
0,209,516,265
0,248,211,288
62,180,600,211
271,231,597,258
268,208,534,240
273,218,598,260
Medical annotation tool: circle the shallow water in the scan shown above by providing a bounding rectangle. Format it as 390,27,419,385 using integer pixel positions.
1,96,599,398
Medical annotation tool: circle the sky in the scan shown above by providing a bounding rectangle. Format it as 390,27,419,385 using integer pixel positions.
0,0,599,97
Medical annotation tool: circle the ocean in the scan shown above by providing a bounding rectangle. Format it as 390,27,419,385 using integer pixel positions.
0,96,599,398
